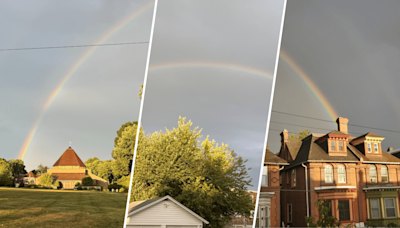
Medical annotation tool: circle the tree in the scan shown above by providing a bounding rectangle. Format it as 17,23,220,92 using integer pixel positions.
8,159,27,179
0,158,13,186
54,181,61,189
85,157,101,175
131,117,253,227
114,122,138,147
96,160,114,183
138,84,143,99
290,129,311,139
305,198,341,227
82,176,93,186
112,122,141,178
36,164,48,175
39,173,54,186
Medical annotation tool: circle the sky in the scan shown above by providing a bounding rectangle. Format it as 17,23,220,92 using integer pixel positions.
141,0,285,190
268,0,400,154
0,0,154,171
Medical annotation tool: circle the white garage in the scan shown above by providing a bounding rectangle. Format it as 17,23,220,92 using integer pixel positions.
126,195,209,228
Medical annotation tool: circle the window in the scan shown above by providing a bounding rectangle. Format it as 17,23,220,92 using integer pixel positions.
374,143,379,153
331,141,335,151
325,165,333,183
370,198,381,219
381,165,388,183
385,198,397,218
339,141,343,151
338,200,350,221
325,200,333,216
288,204,292,222
261,166,268,186
338,165,346,183
292,169,296,187
367,143,372,153
370,165,377,183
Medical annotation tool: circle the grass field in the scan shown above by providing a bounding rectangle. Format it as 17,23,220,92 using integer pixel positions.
0,187,128,228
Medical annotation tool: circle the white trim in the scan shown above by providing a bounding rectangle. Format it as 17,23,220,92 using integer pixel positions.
362,186,400,191
315,186,356,191
128,195,209,224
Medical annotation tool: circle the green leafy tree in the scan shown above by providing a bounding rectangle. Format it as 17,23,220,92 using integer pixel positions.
39,173,54,186
96,160,114,183
305,198,341,227
36,164,49,175
138,84,143,100
112,122,141,178
290,129,311,140
82,176,93,186
8,159,27,179
54,181,60,189
0,158,13,186
114,122,138,147
132,117,253,227
85,157,101,175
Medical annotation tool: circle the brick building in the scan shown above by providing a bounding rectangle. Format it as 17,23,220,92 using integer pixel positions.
278,117,400,227
257,147,288,227
21,147,108,189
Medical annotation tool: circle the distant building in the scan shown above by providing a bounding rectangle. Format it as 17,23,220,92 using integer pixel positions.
256,146,288,228
278,117,400,227
21,147,108,189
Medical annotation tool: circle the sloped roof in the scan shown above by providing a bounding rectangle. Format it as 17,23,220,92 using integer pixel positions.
53,147,86,167
128,195,209,224
286,138,302,160
265,149,289,165
52,173,86,181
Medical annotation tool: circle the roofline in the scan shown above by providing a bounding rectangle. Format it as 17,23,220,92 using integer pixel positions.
362,161,400,164
389,148,400,154
362,186,400,190
128,195,209,224
264,162,289,165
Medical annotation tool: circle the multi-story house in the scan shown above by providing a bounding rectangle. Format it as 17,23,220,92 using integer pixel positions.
256,147,288,228
278,117,400,227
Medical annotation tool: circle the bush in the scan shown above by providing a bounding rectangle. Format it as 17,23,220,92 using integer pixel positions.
54,181,60,189
77,186,82,190
26,184,38,188
108,183,122,191
19,182,25,187
81,176,93,186
119,187,126,193
90,188,97,191
75,182,80,186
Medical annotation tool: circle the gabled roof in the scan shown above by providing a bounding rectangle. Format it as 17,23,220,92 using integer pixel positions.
53,147,86,167
265,148,289,165
286,138,302,160
128,195,209,224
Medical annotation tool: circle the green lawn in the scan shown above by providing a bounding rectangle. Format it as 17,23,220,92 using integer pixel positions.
0,187,128,228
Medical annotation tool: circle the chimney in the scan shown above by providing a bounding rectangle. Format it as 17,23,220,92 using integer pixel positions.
280,129,289,143
388,147,394,152
336,117,349,134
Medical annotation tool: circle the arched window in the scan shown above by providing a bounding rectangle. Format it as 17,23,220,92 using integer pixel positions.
370,165,377,183
381,165,388,183
324,165,333,183
338,165,346,183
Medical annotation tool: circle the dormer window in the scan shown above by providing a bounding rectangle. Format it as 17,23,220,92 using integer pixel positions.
374,143,379,153
331,141,335,151
339,141,343,151
367,143,372,153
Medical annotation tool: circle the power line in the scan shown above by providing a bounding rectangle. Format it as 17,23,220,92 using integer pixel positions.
271,110,400,134
0,41,149,51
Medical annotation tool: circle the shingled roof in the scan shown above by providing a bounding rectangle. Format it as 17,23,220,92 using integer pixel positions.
53,147,86,167
52,173,86,181
265,148,289,165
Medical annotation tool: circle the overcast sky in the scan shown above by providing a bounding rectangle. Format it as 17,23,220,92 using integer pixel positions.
268,0,400,154
0,0,154,171
141,0,285,190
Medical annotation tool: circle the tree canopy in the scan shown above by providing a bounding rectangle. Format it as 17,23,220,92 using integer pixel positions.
0,158,13,186
289,129,311,140
36,164,48,175
8,159,27,178
39,173,54,186
131,117,253,227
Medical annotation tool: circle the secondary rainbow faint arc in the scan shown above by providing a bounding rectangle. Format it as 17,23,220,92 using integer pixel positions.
149,61,273,79
17,1,154,160
280,51,339,122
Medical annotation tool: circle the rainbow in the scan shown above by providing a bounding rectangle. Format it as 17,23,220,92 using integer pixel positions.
149,61,273,79
279,50,339,121
17,1,154,160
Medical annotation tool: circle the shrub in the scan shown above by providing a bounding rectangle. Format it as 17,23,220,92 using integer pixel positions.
39,173,54,186
108,183,121,191
75,182,80,186
81,176,93,186
119,187,126,193
90,188,97,191
19,182,25,187
54,181,60,189
77,186,82,190
26,184,38,188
